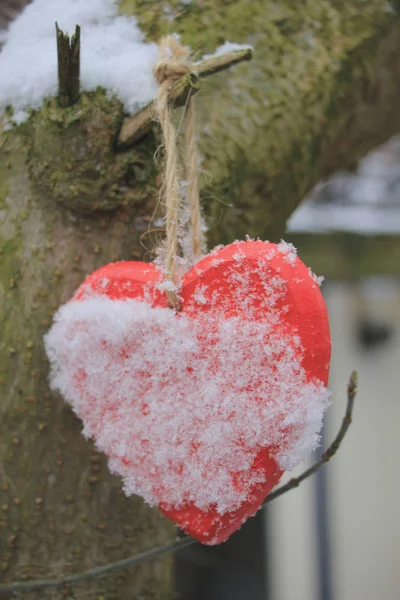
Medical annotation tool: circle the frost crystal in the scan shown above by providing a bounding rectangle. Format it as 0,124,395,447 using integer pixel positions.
155,280,178,293
308,268,325,287
277,240,298,265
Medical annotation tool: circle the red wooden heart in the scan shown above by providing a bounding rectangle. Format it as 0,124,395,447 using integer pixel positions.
45,240,331,545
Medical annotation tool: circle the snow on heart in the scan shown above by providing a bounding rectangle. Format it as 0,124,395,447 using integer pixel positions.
44,248,330,516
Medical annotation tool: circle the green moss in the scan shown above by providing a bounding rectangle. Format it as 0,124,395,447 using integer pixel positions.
389,0,400,12
0,237,22,293
118,0,395,240
0,183,9,209
1,0,396,241
27,90,159,213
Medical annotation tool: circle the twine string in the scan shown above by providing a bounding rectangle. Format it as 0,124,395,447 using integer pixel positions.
153,36,203,309
184,95,203,261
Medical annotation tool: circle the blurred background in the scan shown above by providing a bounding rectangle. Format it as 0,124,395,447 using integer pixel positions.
175,137,400,600
269,136,400,600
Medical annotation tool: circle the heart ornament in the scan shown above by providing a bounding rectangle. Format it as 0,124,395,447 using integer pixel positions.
45,239,331,545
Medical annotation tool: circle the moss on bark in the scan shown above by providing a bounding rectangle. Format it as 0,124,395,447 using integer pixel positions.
27,90,159,212
118,0,400,243
0,123,173,599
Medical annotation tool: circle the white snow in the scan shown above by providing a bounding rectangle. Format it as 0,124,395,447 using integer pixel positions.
44,244,330,515
287,202,400,235
288,135,400,235
0,0,159,121
308,268,324,287
203,41,253,60
193,284,207,304
155,279,178,293
0,0,253,125
277,240,298,265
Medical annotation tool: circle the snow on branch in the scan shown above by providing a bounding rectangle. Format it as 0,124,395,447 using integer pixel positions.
0,0,252,127
0,0,160,123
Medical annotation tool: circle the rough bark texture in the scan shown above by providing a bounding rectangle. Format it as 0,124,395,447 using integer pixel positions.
119,0,400,244
0,98,174,599
1,1,400,598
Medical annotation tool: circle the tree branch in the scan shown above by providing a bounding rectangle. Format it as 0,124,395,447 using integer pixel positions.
0,371,357,595
56,23,80,107
117,48,253,149
0,537,195,594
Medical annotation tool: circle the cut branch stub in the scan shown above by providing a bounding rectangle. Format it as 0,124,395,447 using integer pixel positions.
56,22,81,108
118,48,253,149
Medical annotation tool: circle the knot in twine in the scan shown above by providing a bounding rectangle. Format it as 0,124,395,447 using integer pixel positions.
153,36,192,85
153,36,204,310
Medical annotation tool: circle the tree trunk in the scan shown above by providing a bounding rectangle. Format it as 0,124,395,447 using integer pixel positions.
0,95,175,599
1,1,400,598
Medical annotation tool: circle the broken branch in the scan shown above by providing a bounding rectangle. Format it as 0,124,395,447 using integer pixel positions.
56,23,80,107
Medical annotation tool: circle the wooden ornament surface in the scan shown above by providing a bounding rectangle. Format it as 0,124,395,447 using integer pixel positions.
46,241,331,545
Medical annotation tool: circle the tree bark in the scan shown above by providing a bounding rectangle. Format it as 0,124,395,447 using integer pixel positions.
0,97,174,599
119,0,400,243
1,1,400,598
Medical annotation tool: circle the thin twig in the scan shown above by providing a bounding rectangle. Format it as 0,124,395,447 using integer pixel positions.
118,48,253,148
0,537,195,594
0,371,357,595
